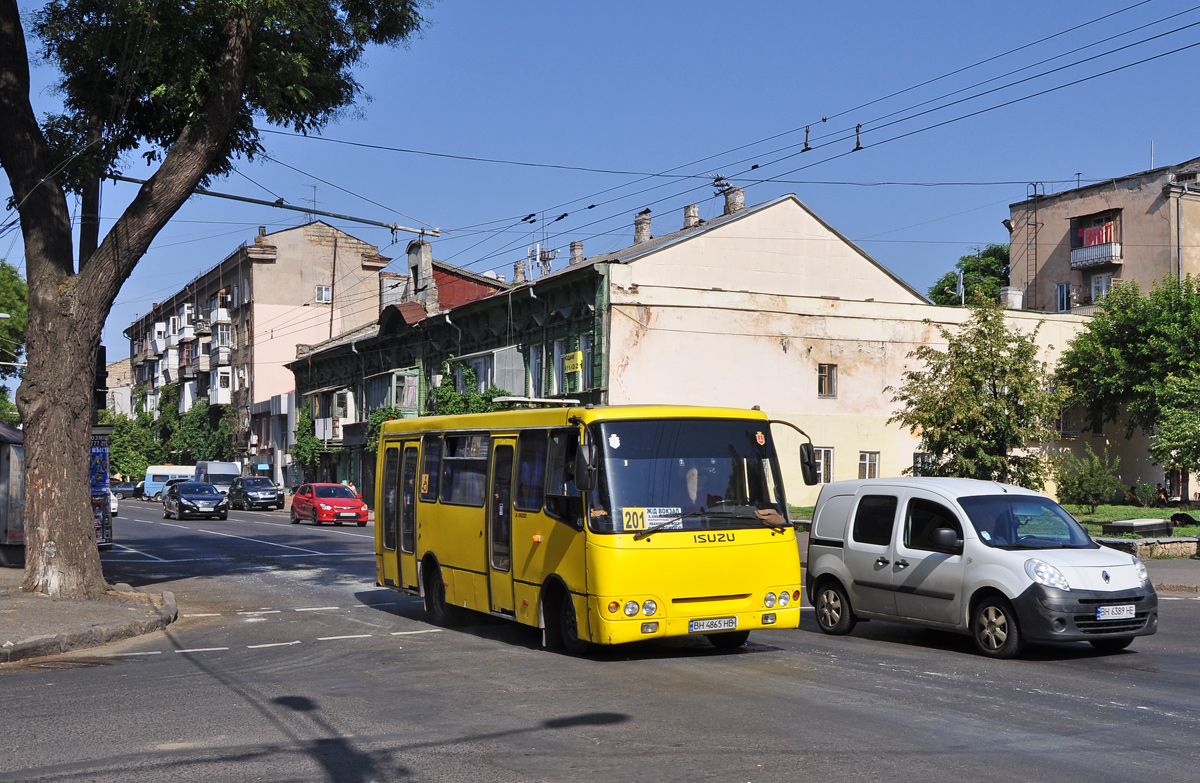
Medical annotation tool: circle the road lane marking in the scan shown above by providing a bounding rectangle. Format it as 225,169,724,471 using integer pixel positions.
189,527,324,554
176,647,229,653
99,650,162,656
317,634,372,641
249,519,374,539
182,613,222,618
110,543,167,562
390,629,443,636
247,641,302,649
237,610,282,615
159,523,192,530
294,606,340,612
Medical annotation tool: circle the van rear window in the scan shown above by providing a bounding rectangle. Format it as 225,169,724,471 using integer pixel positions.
151,475,168,482
852,495,897,546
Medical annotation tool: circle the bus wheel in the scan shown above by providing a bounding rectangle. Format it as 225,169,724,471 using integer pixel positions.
707,630,750,650
424,563,461,626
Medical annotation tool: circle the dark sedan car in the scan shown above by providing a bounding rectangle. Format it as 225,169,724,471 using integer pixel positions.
228,477,285,511
109,481,137,500
162,482,229,520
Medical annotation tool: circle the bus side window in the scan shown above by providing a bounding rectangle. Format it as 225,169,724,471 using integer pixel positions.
544,429,582,527
381,446,399,551
515,430,548,512
420,433,441,503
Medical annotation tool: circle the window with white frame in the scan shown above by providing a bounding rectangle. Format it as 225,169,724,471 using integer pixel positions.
1056,283,1071,312
814,447,833,484
912,452,935,477
456,356,493,393
579,334,593,391
315,285,332,304
1091,273,1113,303
216,323,232,348
858,451,879,479
551,339,566,395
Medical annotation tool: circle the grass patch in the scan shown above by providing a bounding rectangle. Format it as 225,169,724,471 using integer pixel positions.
1059,504,1200,538
789,505,814,521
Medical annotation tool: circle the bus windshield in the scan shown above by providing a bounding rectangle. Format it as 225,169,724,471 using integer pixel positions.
588,418,786,534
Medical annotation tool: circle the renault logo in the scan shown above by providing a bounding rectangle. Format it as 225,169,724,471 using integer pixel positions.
1102,570,1111,584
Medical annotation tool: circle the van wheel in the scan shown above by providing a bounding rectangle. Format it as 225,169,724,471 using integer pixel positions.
707,630,750,650
972,596,1024,659
815,582,856,635
153,492,162,501
424,563,461,626
1089,637,1134,653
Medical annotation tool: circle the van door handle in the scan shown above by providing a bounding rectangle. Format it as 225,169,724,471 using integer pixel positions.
895,559,910,570
875,557,890,567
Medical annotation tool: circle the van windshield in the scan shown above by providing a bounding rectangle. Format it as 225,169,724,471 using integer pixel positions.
588,419,785,535
958,495,1097,550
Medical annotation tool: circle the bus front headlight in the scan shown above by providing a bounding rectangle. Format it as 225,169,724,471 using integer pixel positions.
763,592,777,608
641,600,657,616
624,601,639,617
778,591,790,608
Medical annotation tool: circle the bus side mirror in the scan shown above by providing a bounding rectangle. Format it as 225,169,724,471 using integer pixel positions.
799,442,820,486
575,442,598,492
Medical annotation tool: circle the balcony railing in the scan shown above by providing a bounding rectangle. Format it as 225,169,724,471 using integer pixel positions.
1070,242,1122,269
213,346,232,365
192,352,211,373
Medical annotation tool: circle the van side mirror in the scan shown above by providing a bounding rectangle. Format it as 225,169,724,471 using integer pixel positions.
799,442,820,486
574,442,598,492
931,527,962,552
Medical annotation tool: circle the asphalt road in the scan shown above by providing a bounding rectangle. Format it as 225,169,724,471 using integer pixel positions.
1,499,1198,782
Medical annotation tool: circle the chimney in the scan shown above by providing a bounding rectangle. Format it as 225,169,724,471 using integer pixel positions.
634,210,652,244
683,204,700,229
723,187,745,216
569,240,584,265
513,257,526,285
407,239,439,314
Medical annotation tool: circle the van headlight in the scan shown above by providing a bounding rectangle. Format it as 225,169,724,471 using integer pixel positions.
1133,557,1149,585
1025,558,1070,591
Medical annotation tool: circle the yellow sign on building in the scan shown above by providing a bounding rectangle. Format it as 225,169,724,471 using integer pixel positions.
563,350,584,374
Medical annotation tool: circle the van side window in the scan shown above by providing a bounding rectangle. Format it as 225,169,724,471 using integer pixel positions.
420,433,441,502
852,495,897,546
905,499,963,552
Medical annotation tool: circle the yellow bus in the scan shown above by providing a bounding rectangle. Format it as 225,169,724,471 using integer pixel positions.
374,404,818,652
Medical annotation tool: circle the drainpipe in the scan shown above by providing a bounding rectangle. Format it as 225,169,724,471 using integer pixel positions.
1179,184,1188,287
443,312,462,353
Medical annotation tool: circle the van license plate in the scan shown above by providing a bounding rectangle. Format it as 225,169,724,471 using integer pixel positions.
1096,604,1135,620
689,617,737,633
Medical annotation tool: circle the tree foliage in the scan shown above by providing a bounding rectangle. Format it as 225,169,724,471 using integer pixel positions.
1147,373,1200,486
1053,444,1122,514
0,0,428,598
1057,276,1200,437
888,294,1068,488
291,407,322,470
366,406,407,454
927,244,1010,306
0,259,27,382
427,364,510,416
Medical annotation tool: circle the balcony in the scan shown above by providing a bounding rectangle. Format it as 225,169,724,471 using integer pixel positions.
213,346,232,366
210,308,231,324
1071,242,1122,269
193,352,211,373
178,324,196,342
150,337,168,354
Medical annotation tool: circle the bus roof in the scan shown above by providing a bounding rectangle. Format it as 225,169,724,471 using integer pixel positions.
378,404,770,437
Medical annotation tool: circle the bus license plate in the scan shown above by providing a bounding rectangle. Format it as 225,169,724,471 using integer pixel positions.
1096,604,1135,620
689,617,737,633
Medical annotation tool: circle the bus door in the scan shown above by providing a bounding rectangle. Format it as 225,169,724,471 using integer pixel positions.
488,439,516,615
398,444,420,591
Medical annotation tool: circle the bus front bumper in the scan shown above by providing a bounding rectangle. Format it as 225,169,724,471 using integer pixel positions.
590,604,801,645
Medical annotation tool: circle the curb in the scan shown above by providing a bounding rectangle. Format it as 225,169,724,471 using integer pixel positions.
1156,582,1200,594
0,590,178,664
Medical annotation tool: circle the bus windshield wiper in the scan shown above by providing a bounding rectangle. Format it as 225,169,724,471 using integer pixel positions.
633,511,703,541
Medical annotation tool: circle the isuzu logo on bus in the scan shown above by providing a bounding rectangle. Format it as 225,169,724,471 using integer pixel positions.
694,532,736,543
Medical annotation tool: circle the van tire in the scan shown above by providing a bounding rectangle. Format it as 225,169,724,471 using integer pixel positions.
814,581,856,635
707,630,750,650
971,595,1024,659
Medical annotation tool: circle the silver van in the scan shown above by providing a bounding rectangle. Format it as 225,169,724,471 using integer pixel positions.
806,478,1158,658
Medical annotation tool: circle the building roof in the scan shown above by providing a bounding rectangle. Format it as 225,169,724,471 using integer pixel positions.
1009,155,1200,208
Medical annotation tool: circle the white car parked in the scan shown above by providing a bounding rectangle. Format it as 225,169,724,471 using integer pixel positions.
806,478,1158,658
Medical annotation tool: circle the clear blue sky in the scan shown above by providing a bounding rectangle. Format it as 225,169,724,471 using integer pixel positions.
4,0,1200,364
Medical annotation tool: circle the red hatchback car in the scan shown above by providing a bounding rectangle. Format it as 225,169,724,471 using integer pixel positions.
290,483,369,526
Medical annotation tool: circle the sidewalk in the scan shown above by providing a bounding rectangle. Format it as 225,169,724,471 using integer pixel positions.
0,566,177,664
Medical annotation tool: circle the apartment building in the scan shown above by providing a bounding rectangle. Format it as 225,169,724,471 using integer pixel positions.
1007,156,1200,313
124,221,390,485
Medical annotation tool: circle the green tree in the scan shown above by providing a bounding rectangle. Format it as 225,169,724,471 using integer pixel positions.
1057,275,1200,502
0,259,27,382
170,397,211,463
1147,373,1200,497
427,364,510,416
1053,444,1122,514
928,244,1010,306
0,388,18,426
106,411,158,480
366,406,407,454
0,1,428,598
888,294,1068,488
291,407,323,475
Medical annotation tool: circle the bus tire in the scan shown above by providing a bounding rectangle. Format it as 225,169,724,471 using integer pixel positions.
558,593,592,655
707,630,750,650
424,562,461,626
542,584,590,654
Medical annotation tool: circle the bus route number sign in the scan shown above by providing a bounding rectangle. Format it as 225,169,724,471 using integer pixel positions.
621,507,682,532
